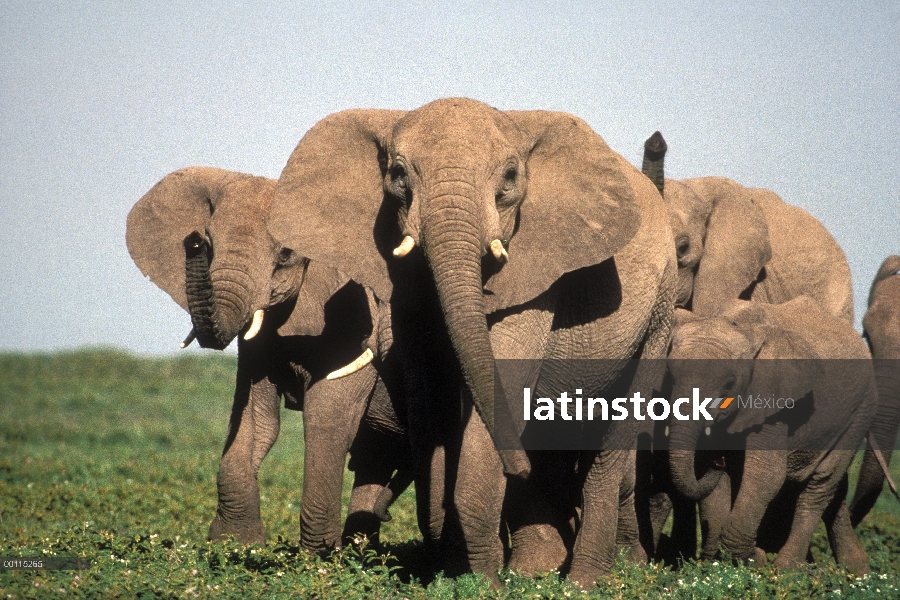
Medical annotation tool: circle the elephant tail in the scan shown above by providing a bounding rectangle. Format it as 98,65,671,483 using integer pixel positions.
867,433,900,501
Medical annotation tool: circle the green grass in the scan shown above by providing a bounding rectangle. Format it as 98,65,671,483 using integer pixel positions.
0,349,898,598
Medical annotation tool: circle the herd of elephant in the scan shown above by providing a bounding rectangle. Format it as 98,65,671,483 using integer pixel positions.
126,98,899,588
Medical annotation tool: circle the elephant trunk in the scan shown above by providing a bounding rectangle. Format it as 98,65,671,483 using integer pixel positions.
184,232,248,350
669,422,724,501
421,185,530,478
641,131,667,198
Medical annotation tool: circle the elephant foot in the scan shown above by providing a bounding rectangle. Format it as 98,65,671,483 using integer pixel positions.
836,545,871,576
773,551,808,570
828,507,871,575
620,542,647,565
567,562,611,591
341,511,382,551
208,516,265,545
723,545,766,567
749,547,768,567
508,523,569,575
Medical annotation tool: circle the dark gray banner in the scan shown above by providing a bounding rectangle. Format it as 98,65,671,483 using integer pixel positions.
491,359,893,451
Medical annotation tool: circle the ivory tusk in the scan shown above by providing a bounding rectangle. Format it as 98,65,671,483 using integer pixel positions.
243,309,265,340
180,328,197,349
327,348,374,380
392,235,415,257
490,239,508,263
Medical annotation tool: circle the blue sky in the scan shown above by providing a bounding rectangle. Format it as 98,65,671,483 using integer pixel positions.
1,1,897,354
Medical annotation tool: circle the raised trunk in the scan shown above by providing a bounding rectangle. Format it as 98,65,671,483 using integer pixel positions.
641,131,667,198
421,187,529,478
183,231,248,349
669,423,724,501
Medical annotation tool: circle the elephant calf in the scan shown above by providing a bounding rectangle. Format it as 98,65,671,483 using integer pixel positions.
665,297,874,572
127,167,409,550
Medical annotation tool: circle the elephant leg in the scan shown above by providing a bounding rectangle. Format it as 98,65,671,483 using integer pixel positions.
670,490,699,560
850,360,900,527
505,450,573,576
209,357,280,544
617,449,647,564
299,368,375,552
454,401,506,584
720,448,786,563
699,472,731,560
568,449,629,588
406,399,454,558
342,378,409,548
823,474,870,574
775,450,856,570
645,489,672,558
342,464,395,549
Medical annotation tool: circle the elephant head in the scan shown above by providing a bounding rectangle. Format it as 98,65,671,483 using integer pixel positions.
641,133,772,317
127,167,337,350
268,98,642,477
864,255,900,357
665,301,817,500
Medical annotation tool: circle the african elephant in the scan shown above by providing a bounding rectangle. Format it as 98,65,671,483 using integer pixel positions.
665,297,874,572
850,255,900,526
267,98,676,587
641,131,853,322
636,132,856,561
126,167,409,550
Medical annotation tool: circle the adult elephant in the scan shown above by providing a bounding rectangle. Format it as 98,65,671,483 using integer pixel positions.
850,255,900,526
126,167,409,550
641,131,853,322
268,98,675,587
666,297,874,572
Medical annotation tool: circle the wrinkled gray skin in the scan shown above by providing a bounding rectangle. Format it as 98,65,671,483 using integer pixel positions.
126,168,409,550
637,132,856,561
268,98,675,587
641,132,853,322
666,298,874,572
850,255,900,526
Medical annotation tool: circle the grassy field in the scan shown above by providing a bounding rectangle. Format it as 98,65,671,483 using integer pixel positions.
1,349,899,598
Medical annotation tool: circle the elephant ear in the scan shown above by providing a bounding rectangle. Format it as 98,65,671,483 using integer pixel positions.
687,178,772,317
269,109,408,304
126,167,252,311
482,111,642,312
725,302,817,434
276,261,351,337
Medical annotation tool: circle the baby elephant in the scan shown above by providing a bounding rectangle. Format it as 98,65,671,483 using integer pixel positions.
666,297,874,572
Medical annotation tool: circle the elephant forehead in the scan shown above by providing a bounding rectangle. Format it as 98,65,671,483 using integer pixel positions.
392,100,515,156
671,320,750,357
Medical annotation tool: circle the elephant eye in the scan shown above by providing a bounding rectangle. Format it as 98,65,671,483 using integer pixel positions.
276,247,299,268
676,238,690,260
723,377,736,391
390,164,407,187
496,164,519,206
